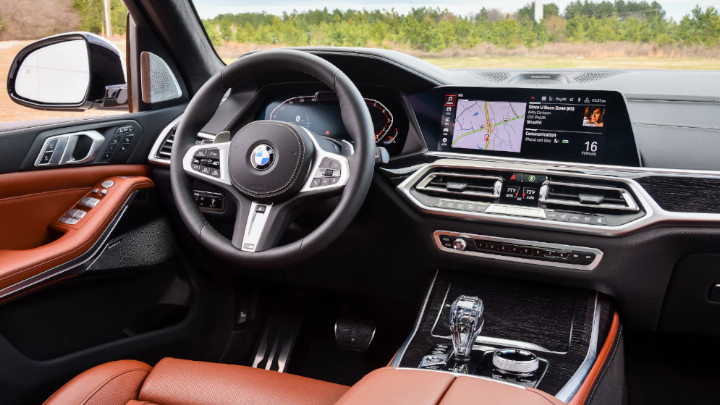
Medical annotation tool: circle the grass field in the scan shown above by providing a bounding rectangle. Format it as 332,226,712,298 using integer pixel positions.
1,40,718,124
422,56,720,70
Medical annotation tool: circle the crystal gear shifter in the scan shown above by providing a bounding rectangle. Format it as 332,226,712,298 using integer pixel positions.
450,295,485,361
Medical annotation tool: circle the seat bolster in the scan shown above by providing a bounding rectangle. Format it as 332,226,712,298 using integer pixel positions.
44,360,152,405
138,357,349,405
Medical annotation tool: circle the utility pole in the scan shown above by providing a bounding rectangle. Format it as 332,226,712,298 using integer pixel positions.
534,0,544,23
104,0,112,38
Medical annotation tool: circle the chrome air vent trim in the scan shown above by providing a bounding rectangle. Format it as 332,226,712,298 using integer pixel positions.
416,171,503,199
539,180,640,212
148,116,217,166
395,156,720,236
148,115,182,166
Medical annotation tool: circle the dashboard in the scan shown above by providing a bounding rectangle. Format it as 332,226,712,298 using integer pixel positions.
148,47,720,334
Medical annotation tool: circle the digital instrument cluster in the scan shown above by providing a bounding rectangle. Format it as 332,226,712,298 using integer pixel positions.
261,90,409,156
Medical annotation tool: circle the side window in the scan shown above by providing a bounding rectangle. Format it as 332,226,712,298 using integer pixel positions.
0,1,128,123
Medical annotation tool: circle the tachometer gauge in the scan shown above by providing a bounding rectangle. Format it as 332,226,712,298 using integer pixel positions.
268,93,394,144
365,98,394,143
268,96,313,128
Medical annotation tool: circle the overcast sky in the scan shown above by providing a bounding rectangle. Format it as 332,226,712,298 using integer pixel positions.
193,0,719,21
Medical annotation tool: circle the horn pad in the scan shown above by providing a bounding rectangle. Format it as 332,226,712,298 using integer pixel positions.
228,121,314,202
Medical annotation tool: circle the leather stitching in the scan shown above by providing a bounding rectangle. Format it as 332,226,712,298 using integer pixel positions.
0,179,153,285
79,368,150,405
585,326,623,405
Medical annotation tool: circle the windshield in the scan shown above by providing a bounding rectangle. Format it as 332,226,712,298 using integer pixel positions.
192,0,720,70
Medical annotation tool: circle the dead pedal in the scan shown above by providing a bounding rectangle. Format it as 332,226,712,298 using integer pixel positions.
334,318,376,352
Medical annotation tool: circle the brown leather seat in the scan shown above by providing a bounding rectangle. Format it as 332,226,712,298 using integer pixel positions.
45,359,565,405
43,358,349,405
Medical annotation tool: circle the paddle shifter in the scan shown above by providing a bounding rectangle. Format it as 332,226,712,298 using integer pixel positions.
450,295,485,361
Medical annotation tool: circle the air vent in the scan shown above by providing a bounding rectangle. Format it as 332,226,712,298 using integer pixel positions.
539,180,639,212
416,171,503,199
152,119,216,162
155,123,178,160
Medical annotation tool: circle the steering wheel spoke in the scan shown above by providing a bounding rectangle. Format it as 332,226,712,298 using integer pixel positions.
230,199,294,252
181,141,233,189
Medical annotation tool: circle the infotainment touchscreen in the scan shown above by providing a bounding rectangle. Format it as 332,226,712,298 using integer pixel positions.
433,88,640,166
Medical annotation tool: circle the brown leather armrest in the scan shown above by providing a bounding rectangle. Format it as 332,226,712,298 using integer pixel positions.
335,368,455,405
0,174,154,291
335,367,565,405
440,376,565,405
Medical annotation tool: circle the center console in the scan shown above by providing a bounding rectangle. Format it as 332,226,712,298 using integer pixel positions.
390,271,622,404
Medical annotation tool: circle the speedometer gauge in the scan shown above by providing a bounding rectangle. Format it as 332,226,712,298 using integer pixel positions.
269,92,394,144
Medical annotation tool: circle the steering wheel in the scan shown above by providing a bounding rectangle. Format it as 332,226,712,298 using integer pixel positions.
170,50,375,268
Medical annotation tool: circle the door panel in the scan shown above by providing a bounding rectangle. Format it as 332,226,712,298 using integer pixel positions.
0,108,235,404
0,170,153,295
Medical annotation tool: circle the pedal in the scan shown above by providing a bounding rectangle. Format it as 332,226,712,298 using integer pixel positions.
334,318,376,352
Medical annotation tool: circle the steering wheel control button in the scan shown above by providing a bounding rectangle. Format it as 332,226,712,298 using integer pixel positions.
250,144,275,171
193,149,222,177
101,180,115,189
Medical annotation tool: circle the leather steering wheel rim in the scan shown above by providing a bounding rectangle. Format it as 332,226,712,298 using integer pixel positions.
170,49,375,268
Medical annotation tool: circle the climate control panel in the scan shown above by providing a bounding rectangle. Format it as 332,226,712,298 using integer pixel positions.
434,231,603,270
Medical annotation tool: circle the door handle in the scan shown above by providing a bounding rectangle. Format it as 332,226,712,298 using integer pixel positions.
35,131,106,167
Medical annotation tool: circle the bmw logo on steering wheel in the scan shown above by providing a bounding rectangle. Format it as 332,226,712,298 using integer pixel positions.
250,144,275,171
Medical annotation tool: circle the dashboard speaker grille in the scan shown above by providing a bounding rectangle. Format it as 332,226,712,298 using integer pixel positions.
539,180,639,212
470,71,511,82
572,71,626,83
416,171,503,200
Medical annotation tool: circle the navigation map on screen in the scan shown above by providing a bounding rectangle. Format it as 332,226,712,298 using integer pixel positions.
451,100,527,153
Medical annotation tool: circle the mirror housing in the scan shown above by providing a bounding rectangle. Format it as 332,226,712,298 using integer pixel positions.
6,32,127,111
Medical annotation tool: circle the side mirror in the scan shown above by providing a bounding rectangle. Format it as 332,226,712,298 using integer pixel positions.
6,32,127,111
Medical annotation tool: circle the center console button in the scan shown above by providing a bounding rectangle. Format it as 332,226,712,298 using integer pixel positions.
579,253,596,264
493,349,539,376
557,212,570,222
453,239,467,251
569,214,582,223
